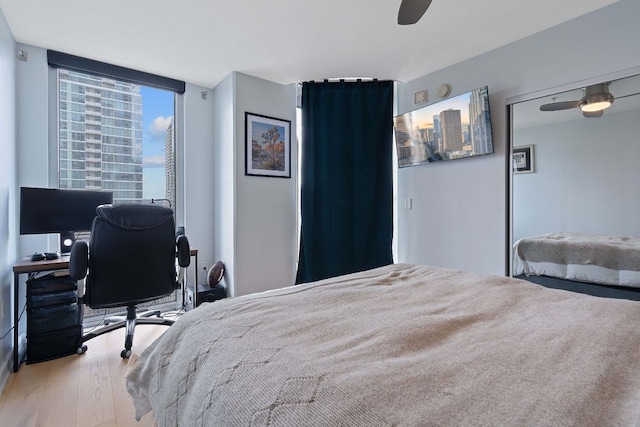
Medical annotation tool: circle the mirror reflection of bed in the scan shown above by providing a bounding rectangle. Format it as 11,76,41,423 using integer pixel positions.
510,71,640,300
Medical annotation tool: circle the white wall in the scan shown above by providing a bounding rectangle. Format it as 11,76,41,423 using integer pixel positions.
395,0,640,276
513,108,640,242
211,73,235,293
0,6,16,394
233,73,297,296
182,83,216,286
211,72,298,297
15,44,49,256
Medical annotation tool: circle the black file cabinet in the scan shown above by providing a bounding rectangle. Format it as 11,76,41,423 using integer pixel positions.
26,274,82,364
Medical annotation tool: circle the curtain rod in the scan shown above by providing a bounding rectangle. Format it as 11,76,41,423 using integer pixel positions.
299,77,379,84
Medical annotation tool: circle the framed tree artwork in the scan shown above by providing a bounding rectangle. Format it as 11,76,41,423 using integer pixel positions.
513,144,535,174
245,112,291,178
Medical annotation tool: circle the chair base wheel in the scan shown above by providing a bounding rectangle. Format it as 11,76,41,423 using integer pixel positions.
77,345,88,355
121,349,132,358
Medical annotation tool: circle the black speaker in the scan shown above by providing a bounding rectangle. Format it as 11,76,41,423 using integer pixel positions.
60,231,76,254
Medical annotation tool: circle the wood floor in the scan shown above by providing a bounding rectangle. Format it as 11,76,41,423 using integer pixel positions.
0,324,168,427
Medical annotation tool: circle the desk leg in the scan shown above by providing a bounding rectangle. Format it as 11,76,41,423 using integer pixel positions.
13,272,20,372
194,253,198,307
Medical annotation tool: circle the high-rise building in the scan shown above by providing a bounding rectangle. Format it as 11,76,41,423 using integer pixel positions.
432,115,442,153
165,118,176,208
469,86,493,155
439,109,463,153
58,69,143,202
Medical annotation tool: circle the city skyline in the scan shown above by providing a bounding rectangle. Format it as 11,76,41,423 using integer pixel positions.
394,86,493,167
414,92,470,129
57,69,174,203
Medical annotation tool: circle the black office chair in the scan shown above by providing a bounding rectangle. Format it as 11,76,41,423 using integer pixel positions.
69,203,190,358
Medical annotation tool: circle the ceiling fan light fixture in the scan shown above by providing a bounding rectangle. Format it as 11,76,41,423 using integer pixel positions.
580,99,612,112
579,83,614,112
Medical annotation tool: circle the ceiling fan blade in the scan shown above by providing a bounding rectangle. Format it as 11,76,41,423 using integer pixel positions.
583,110,603,118
614,91,640,100
539,100,581,111
398,0,433,25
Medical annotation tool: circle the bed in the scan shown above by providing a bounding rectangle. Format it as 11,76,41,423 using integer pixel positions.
513,232,640,287
126,263,640,426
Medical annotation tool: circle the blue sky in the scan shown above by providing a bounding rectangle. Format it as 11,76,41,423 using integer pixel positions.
252,120,285,144
140,86,174,199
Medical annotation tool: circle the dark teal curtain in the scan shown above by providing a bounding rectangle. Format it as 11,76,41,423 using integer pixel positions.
296,80,394,284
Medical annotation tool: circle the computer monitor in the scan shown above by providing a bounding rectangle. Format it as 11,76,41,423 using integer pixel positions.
20,187,114,253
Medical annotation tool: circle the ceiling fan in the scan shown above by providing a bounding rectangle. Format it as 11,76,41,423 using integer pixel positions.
398,0,433,25
539,83,615,118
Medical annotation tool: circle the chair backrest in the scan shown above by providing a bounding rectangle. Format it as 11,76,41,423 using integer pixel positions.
84,203,177,309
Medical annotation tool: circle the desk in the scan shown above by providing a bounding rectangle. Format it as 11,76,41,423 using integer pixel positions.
12,249,198,372
12,255,72,372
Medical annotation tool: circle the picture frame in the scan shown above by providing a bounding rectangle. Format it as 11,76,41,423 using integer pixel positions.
513,144,535,174
245,112,291,178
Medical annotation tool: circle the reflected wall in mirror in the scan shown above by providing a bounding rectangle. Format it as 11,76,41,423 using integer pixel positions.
511,72,640,282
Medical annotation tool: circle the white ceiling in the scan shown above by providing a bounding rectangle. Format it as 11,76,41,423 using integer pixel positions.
0,0,618,89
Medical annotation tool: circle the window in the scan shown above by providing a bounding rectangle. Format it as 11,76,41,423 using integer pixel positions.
49,51,185,322
56,69,176,207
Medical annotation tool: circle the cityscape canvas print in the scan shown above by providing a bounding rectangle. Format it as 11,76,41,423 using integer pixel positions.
394,86,494,168
245,112,291,178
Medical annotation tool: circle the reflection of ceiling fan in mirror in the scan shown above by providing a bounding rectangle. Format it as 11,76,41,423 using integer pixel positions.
398,0,433,25
539,83,616,118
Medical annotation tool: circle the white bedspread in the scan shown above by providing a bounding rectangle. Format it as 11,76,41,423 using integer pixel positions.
514,232,640,287
127,263,640,426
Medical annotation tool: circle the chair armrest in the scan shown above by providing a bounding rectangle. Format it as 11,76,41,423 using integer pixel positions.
176,235,190,268
69,241,89,280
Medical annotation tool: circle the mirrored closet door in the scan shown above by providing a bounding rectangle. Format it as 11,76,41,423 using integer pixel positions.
509,71,640,277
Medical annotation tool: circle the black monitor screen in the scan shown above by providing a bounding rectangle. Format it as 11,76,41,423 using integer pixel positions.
20,187,113,235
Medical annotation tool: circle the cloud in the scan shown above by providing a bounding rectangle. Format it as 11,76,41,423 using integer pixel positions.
143,155,166,168
148,116,173,138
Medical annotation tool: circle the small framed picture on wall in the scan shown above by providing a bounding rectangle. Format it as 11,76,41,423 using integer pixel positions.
513,144,535,174
245,112,291,178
